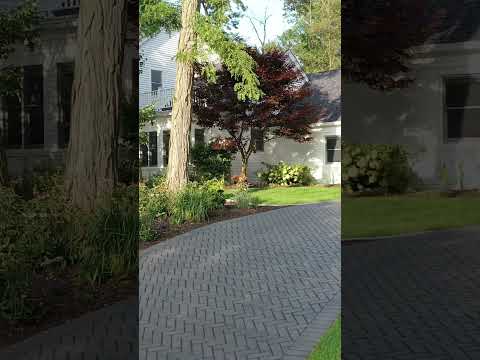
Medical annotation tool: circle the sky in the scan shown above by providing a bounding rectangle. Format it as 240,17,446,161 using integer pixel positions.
236,0,291,48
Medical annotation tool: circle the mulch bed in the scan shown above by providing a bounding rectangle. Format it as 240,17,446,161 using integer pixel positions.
140,205,285,251
0,272,137,349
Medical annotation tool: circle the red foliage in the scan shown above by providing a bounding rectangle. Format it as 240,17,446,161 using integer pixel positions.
210,137,237,151
193,48,321,164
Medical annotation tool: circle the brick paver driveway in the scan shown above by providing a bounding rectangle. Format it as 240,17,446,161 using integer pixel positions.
343,226,480,360
1,202,339,360
140,203,340,360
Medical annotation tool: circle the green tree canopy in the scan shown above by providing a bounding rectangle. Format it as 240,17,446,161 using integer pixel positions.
280,0,340,73
139,0,262,101
0,0,40,97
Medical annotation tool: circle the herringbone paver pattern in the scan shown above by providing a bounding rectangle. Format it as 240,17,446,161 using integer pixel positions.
140,203,340,360
343,226,480,360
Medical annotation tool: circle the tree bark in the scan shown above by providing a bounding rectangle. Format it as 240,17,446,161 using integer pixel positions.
64,1,127,211
166,0,198,192
240,158,248,180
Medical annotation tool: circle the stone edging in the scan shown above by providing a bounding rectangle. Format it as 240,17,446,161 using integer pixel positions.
282,292,341,360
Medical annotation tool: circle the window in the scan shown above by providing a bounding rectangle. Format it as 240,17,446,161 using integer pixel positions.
151,70,162,92
445,76,480,139
194,128,205,145
57,62,74,148
2,95,22,148
326,136,341,163
163,130,170,166
251,128,264,152
23,65,44,147
1,65,44,148
139,131,158,167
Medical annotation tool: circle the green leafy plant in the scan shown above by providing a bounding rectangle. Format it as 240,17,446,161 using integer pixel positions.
257,162,314,186
342,143,418,194
170,182,225,224
0,176,139,319
72,186,138,286
190,143,233,182
232,189,260,209
139,181,169,242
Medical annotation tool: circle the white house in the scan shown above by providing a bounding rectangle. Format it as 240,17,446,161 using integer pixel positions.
344,7,480,189
0,0,138,177
139,32,341,184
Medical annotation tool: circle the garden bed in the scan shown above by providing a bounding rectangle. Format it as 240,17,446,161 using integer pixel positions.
140,205,284,250
0,272,136,348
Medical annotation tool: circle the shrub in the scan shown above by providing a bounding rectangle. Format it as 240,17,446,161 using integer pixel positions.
0,177,139,320
139,181,169,242
232,190,260,209
342,143,416,194
71,185,138,286
257,162,314,186
170,182,225,224
196,178,226,209
144,173,166,189
0,183,74,319
190,143,233,181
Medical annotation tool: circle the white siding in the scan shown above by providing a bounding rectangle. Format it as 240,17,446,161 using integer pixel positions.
139,32,179,95
344,41,480,189
225,123,341,184
139,31,341,184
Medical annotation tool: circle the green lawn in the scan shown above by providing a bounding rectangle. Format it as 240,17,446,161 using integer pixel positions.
307,318,341,360
343,192,480,239
226,185,340,205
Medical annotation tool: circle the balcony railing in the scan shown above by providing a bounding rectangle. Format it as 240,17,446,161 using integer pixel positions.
51,0,80,16
140,88,174,112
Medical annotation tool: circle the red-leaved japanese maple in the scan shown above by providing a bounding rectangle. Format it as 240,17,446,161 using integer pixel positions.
193,48,321,181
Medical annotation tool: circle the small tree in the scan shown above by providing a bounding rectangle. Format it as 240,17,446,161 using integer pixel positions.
193,48,319,181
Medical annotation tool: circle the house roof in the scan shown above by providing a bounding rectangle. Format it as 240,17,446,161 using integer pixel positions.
307,69,341,123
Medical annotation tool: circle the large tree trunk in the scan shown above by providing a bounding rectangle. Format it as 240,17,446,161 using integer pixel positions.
65,1,127,211
166,0,198,192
